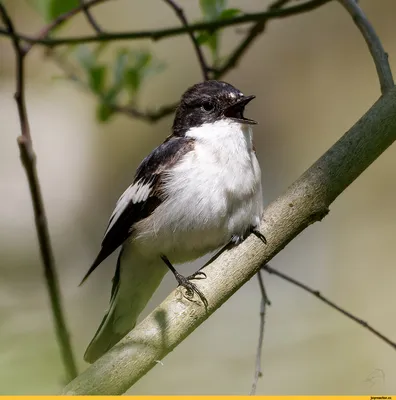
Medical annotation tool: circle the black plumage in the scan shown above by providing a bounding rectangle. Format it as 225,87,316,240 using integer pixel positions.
80,135,195,285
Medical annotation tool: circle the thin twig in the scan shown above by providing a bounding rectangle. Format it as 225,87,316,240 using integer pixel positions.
111,103,177,122
163,0,209,81
79,0,105,34
214,0,292,78
43,0,325,123
338,0,394,94
1,0,331,124
262,264,396,351
250,270,271,396
0,0,332,47
0,3,78,382
23,0,110,55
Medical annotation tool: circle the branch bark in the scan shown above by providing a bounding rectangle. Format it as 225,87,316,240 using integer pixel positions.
63,86,396,395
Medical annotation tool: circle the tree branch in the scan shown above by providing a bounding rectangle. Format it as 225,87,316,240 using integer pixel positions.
63,87,396,395
79,0,105,34
23,0,110,55
0,0,331,47
250,270,270,395
42,0,324,124
0,3,78,383
262,264,396,350
163,0,209,81
338,0,394,94
213,0,292,79
110,103,178,122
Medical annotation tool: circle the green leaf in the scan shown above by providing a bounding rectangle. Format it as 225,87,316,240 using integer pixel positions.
96,103,113,122
197,2,235,64
197,32,218,61
113,49,129,88
104,85,121,104
88,48,166,121
93,42,110,58
131,51,152,71
100,49,130,106
75,46,95,71
199,0,226,20
196,32,208,46
29,0,49,17
125,68,140,94
220,8,241,20
89,66,106,94
143,59,166,79
207,34,218,60
32,0,80,23
49,0,79,20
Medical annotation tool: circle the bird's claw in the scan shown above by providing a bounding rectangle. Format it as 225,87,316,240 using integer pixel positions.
231,227,267,246
187,270,207,280
251,228,267,244
175,273,208,307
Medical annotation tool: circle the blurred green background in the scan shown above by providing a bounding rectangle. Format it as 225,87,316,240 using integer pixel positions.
0,0,395,395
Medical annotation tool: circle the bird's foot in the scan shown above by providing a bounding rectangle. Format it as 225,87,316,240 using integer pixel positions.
174,271,208,307
231,226,267,246
251,228,267,244
161,255,208,307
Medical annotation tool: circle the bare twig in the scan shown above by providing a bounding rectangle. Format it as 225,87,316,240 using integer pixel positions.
250,269,271,396
163,0,209,81
23,0,110,55
79,0,105,34
111,103,177,122
0,0,331,47
43,0,325,123
0,3,78,382
338,0,394,94
262,264,396,351
214,0,292,78
1,0,330,125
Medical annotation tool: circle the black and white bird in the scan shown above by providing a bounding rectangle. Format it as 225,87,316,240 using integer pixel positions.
81,80,265,363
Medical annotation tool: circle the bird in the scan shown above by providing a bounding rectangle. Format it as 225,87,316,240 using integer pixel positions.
81,80,265,363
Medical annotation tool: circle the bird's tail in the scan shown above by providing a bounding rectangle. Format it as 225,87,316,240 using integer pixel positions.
84,248,168,363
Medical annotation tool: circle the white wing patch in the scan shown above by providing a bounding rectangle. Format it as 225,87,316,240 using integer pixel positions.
104,179,153,237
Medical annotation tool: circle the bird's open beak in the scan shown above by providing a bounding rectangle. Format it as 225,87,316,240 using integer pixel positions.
223,95,257,125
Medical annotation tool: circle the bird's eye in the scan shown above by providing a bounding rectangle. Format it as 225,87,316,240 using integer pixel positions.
201,102,214,112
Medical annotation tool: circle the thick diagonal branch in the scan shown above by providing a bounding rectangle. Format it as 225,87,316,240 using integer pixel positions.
63,87,396,395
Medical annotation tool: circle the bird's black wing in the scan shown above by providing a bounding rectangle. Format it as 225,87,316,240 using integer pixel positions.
80,135,195,285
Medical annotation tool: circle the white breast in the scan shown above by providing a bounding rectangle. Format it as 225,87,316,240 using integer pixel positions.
133,119,263,262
